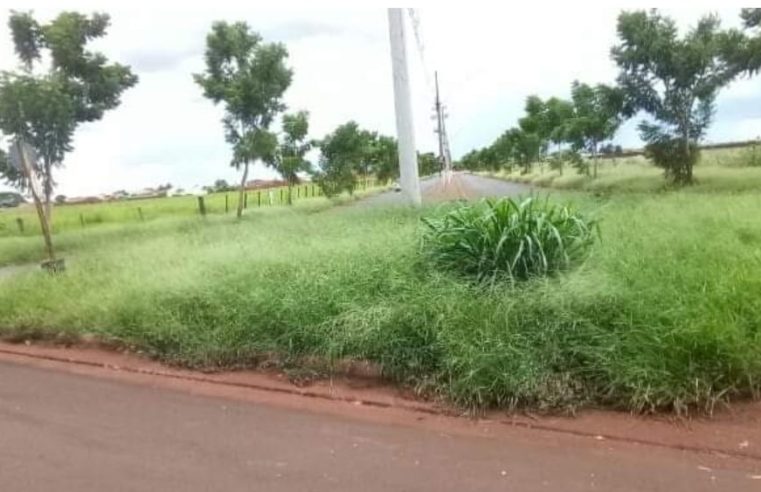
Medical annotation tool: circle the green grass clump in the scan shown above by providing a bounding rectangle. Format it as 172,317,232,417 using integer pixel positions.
421,197,597,282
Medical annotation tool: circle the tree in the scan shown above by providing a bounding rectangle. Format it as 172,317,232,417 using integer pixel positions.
544,97,575,152
417,152,439,176
314,122,366,197
612,10,740,184
490,132,514,171
368,135,398,183
563,81,625,177
194,21,292,217
275,110,312,204
213,179,231,192
512,95,574,172
505,127,542,174
457,148,482,171
0,11,137,264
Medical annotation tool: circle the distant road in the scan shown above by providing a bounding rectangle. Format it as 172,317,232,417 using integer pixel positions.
359,172,529,207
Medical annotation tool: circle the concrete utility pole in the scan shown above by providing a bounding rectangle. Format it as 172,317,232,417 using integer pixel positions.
434,71,445,172
387,8,422,206
433,71,453,184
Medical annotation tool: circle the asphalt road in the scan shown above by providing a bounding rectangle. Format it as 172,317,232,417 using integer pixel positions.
1,359,758,491
359,172,529,207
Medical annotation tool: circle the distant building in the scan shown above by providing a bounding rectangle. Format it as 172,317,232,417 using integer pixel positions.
245,179,287,190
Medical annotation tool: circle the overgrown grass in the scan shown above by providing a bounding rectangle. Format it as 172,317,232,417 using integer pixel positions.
486,145,761,193
421,197,597,282
1,189,760,415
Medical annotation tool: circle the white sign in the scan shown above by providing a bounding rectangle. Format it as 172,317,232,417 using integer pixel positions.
10,139,43,197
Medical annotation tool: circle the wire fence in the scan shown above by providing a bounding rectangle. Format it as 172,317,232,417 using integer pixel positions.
0,179,381,238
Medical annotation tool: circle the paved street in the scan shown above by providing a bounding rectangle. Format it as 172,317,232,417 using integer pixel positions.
1,358,759,491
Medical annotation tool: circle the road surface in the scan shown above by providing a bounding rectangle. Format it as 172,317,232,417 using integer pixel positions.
359,172,529,207
1,358,759,491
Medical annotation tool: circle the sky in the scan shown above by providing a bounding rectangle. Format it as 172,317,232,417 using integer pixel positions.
1,2,761,196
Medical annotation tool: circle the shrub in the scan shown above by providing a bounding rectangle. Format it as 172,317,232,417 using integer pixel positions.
421,197,598,283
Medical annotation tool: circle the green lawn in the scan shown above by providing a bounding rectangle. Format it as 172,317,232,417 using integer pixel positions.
1,184,760,415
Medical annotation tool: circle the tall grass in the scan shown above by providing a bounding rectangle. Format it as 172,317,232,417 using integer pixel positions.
1,191,760,414
422,197,597,282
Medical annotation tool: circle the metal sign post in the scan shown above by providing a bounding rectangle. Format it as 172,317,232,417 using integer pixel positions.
11,139,64,272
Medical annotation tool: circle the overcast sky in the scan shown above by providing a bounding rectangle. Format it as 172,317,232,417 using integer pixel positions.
2,2,760,196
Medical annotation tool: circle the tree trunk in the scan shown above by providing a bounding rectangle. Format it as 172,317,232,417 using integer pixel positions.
682,129,692,185
287,184,293,205
237,161,250,218
679,108,694,185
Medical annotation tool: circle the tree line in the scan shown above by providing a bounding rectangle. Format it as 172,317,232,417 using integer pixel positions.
459,9,761,185
3,9,761,261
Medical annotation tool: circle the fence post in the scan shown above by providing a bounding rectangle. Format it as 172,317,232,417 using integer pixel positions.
16,217,24,233
257,191,261,207
311,184,315,197
198,196,206,216
297,187,300,199
137,207,144,221
280,188,283,203
225,194,229,213
244,192,248,209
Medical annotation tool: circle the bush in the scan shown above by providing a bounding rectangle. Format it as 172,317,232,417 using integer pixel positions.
643,134,700,184
421,197,598,283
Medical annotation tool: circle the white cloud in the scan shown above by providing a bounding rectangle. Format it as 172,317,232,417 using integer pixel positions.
1,3,761,195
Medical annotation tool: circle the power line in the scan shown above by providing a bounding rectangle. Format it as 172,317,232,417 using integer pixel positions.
407,9,434,91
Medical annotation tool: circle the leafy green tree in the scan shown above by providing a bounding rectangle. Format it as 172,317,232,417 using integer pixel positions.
505,127,542,174
0,11,137,220
194,21,292,217
368,135,398,183
315,121,366,197
213,179,231,192
275,110,312,204
490,132,514,171
517,96,550,162
476,146,500,171
563,81,625,177
612,10,740,184
417,152,440,176
544,97,575,151
457,148,482,171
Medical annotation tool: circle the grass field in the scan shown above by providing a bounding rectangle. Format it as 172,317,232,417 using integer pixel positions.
1,180,760,414
0,180,379,239
486,145,761,193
